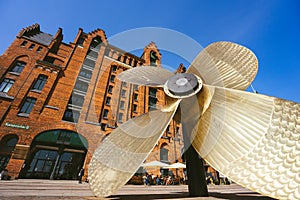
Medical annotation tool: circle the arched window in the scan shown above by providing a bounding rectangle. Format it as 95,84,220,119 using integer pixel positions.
150,51,158,66
160,144,169,163
10,61,26,74
0,135,19,170
6,137,18,147
20,130,88,180
90,36,102,50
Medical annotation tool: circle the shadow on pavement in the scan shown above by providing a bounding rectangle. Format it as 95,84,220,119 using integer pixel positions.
87,191,275,200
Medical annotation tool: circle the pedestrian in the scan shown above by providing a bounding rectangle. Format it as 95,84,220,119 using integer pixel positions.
142,174,147,186
156,175,160,185
0,169,8,180
78,168,84,184
146,173,152,186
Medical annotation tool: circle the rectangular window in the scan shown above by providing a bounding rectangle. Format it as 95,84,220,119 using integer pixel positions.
68,94,84,107
36,46,43,53
118,113,123,122
121,81,127,87
148,98,157,109
10,61,26,74
83,58,96,68
101,123,106,131
19,97,36,114
149,88,157,97
110,75,115,83
0,79,15,93
103,109,109,119
121,89,126,98
87,50,98,59
74,80,88,92
133,104,137,113
112,65,117,72
123,56,127,63
62,109,80,123
32,75,48,91
148,88,157,110
120,101,125,110
79,68,92,79
29,44,35,50
134,85,139,91
108,85,113,94
117,55,122,61
105,97,111,105
148,97,157,110
77,37,84,47
133,93,138,101
128,58,133,66
20,41,28,47
160,148,169,162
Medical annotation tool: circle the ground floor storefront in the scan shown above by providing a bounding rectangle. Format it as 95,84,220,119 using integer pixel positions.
1,129,88,180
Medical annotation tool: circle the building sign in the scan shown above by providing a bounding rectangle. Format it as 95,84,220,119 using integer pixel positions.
5,122,30,130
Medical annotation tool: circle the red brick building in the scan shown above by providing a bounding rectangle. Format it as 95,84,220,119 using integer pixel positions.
0,24,183,180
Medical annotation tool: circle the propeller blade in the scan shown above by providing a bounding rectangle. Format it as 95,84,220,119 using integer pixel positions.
180,84,215,144
187,42,258,90
192,85,300,199
117,66,173,87
88,99,180,197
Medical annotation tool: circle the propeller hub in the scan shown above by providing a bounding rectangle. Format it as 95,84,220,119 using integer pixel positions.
164,73,203,98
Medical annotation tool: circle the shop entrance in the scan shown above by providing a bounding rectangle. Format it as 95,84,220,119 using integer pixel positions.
19,130,88,180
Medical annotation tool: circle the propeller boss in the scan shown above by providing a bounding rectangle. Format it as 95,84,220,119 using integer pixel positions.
164,73,203,98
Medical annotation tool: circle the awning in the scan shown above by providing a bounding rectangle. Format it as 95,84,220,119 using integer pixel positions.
165,162,186,169
141,160,170,168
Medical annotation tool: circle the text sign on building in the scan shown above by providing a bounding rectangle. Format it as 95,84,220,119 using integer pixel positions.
5,122,30,130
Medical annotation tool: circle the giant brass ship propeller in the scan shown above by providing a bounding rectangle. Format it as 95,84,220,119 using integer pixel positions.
88,41,300,199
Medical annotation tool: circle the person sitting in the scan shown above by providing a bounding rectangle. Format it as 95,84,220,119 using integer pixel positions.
166,176,173,185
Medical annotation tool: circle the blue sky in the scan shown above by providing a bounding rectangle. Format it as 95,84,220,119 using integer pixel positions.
0,0,299,103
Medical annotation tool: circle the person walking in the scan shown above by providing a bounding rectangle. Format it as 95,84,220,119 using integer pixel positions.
78,168,84,184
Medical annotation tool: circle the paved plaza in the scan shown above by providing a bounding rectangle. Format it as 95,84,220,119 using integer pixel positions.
0,179,274,200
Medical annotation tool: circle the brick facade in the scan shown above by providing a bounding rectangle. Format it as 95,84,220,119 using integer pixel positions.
0,24,184,180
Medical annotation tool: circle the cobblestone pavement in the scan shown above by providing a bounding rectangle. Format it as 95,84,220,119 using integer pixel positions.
0,179,274,200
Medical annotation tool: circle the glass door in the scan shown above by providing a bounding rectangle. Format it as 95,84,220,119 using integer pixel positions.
55,151,86,180
25,149,58,178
